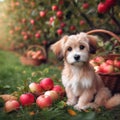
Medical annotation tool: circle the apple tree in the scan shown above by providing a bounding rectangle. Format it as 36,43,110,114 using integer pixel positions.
2,0,120,54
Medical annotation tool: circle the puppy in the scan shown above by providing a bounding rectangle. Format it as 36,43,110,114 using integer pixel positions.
51,32,120,110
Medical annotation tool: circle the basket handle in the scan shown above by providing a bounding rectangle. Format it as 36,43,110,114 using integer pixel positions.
87,29,120,42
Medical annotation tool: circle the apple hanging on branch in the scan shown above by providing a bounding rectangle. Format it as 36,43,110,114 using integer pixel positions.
97,0,116,14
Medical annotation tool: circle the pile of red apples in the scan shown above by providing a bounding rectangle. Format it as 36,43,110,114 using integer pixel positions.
26,50,46,61
4,78,65,113
90,56,120,74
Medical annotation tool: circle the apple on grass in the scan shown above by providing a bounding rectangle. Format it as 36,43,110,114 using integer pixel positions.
44,90,58,101
40,78,54,91
52,85,65,97
4,100,20,113
36,95,52,109
19,93,35,106
29,82,43,96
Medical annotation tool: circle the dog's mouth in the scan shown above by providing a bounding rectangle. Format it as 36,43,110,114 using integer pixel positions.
71,60,86,66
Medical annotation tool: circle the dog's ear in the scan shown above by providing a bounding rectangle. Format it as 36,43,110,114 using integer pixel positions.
50,35,68,60
87,35,98,54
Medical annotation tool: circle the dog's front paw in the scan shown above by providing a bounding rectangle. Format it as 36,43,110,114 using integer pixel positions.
74,103,98,111
66,100,76,106
74,104,82,111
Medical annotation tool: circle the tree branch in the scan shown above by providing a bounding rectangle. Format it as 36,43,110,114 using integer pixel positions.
108,8,120,31
71,1,96,29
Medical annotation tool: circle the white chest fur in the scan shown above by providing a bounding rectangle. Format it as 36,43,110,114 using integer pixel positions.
62,66,93,96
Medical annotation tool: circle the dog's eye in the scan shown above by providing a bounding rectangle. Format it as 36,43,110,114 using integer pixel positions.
80,45,85,50
67,47,72,51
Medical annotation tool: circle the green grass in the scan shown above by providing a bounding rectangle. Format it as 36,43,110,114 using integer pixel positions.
0,50,120,120
0,50,61,94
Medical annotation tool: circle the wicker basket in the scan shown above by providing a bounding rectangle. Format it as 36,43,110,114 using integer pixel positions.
20,45,47,66
87,29,120,93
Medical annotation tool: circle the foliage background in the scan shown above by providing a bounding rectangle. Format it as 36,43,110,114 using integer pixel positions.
0,0,120,53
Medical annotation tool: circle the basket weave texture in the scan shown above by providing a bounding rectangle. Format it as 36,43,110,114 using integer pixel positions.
87,29,120,93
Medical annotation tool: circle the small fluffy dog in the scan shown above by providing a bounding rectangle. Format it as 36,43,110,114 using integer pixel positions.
51,32,120,110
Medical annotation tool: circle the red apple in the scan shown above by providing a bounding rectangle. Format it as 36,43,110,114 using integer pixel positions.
39,11,46,17
103,64,114,74
114,60,120,68
44,90,58,101
97,2,108,14
42,40,47,46
40,78,54,91
36,50,42,56
38,55,46,61
52,5,58,11
82,3,89,9
29,82,43,96
105,0,116,7
30,19,35,25
57,29,63,35
56,10,63,18
106,59,114,65
99,62,107,72
23,35,28,40
19,93,35,106
52,85,65,96
21,31,26,35
36,95,52,109
69,25,76,31
60,22,66,28
35,32,41,38
15,2,20,6
99,63,114,74
49,17,55,24
9,30,14,35
79,20,86,25
4,100,20,113
94,56,105,64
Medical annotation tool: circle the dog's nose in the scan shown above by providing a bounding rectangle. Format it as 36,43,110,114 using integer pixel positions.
74,54,80,61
